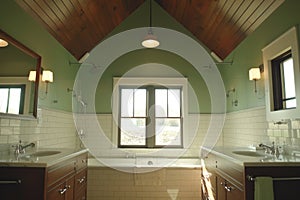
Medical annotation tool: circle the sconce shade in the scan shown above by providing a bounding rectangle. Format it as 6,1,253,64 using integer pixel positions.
0,39,8,47
141,32,160,48
249,68,261,80
42,70,53,82
28,70,36,81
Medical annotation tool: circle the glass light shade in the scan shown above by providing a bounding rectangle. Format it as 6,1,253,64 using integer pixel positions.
28,71,36,82
42,70,53,82
0,39,8,47
249,68,261,80
141,33,160,48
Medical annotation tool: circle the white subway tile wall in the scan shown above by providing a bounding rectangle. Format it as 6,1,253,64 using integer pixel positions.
221,106,300,149
0,108,78,151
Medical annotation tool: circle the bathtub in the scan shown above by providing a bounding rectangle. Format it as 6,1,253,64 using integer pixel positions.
88,157,201,168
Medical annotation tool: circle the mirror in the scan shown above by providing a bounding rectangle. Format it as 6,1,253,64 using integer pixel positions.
263,26,300,121
0,29,41,119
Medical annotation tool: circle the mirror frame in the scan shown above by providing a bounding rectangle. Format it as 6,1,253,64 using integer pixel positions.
0,28,41,119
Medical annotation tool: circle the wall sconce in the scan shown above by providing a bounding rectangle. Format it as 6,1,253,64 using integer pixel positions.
249,67,261,93
42,70,53,94
28,70,53,94
28,70,36,81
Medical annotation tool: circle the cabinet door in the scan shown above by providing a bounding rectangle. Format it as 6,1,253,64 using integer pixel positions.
47,176,74,200
217,176,226,200
226,185,243,200
74,168,87,200
0,167,45,200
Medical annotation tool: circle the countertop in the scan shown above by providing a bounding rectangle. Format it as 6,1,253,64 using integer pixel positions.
201,146,300,167
0,148,88,168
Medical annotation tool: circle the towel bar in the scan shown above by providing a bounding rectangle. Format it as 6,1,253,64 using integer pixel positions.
0,180,21,184
247,175,300,182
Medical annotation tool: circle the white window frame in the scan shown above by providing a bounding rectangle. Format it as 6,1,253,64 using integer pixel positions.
112,77,188,149
262,26,300,121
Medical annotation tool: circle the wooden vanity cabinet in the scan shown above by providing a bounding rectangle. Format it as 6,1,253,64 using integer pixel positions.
245,166,300,200
201,150,244,200
0,151,88,200
0,167,46,200
46,152,88,200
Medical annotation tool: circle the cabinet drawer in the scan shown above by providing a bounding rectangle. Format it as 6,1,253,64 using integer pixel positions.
47,175,74,200
76,153,88,171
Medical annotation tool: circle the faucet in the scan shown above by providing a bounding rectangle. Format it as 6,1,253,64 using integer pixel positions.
13,140,35,155
259,142,276,155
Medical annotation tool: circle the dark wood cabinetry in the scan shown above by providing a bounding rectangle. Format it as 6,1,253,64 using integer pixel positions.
0,151,88,200
46,152,88,200
201,149,244,200
0,167,46,200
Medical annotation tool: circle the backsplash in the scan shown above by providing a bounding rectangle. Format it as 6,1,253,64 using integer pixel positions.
1,106,299,156
0,108,78,153
221,106,300,151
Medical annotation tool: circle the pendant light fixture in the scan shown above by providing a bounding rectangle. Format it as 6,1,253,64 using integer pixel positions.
0,38,8,47
141,0,160,48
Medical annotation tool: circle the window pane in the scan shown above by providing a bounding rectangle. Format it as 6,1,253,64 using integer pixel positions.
155,89,167,117
285,99,296,109
134,89,146,117
168,89,181,117
8,88,21,114
0,89,9,113
282,58,296,99
120,118,146,145
155,118,181,146
121,89,133,117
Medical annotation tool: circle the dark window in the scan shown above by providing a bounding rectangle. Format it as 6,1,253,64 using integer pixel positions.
271,50,296,110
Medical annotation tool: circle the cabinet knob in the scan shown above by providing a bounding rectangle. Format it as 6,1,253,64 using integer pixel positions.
59,185,71,195
78,176,86,184
224,185,233,192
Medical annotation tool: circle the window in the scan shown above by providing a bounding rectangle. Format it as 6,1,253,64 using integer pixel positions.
113,77,187,149
262,26,300,121
119,86,182,148
0,85,25,115
271,50,296,110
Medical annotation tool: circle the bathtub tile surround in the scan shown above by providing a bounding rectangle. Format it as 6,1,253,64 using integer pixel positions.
0,108,78,153
88,167,201,199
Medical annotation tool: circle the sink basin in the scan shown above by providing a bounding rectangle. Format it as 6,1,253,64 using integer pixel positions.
29,150,61,157
232,150,265,157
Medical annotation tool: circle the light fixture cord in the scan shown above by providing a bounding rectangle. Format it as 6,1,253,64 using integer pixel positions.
149,0,152,27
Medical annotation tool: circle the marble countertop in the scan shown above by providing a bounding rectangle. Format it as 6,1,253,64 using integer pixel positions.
0,148,88,168
201,146,300,167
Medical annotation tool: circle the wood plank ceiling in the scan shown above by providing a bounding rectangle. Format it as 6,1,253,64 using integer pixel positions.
15,0,284,61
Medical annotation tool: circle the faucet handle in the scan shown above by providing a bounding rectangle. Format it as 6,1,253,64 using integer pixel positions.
12,140,24,155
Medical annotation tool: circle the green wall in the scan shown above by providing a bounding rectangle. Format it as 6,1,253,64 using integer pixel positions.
220,0,300,112
1,0,298,114
0,0,78,112
95,49,210,113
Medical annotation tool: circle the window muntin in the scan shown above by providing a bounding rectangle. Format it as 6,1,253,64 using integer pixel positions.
119,86,183,148
0,85,25,115
271,50,296,110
